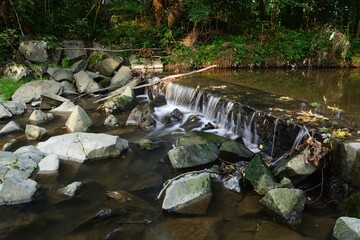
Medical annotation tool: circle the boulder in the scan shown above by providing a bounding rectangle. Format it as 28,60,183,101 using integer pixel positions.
37,132,129,163
336,141,360,188
61,81,77,94
170,108,183,121
38,153,59,173
19,40,48,62
259,188,306,226
0,121,22,136
162,172,212,214
40,93,70,110
126,104,154,128
333,217,360,240
71,59,87,73
93,57,123,76
47,68,74,82
244,154,282,195
65,105,92,132
4,63,29,82
50,101,76,113
29,110,48,124
74,70,101,93
25,125,47,140
175,131,228,147
222,175,242,193
104,114,119,126
133,138,159,151
14,145,47,164
12,80,64,103
103,86,137,113
0,175,38,205
2,101,27,115
219,141,255,162
168,143,219,169
62,40,87,61
0,104,12,119
273,149,320,184
111,66,132,87
58,181,82,197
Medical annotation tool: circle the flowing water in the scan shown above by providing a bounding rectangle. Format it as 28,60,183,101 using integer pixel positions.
1,68,359,239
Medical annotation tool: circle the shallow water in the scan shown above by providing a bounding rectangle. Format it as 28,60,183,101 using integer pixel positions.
1,68,357,239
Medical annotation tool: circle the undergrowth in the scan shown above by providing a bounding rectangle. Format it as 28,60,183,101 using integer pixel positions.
0,77,26,100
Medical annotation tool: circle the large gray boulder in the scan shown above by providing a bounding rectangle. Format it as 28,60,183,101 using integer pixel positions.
2,101,27,115
40,93,70,110
62,40,87,61
74,70,101,93
162,172,212,214
38,153,59,173
71,59,87,73
126,104,154,128
244,155,282,195
47,68,74,82
337,142,360,188
4,63,29,82
65,105,92,132
19,40,48,62
259,188,306,226
111,66,132,87
273,149,320,184
50,101,76,113
12,80,64,103
37,132,129,163
0,120,21,135
0,175,38,205
0,104,12,119
175,131,228,147
93,57,123,77
103,86,137,113
333,217,360,240
14,146,47,164
168,143,219,169
29,110,48,124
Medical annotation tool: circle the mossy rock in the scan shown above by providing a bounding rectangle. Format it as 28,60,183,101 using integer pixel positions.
175,131,229,147
340,192,360,218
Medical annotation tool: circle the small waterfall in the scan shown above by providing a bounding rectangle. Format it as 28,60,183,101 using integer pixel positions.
291,126,308,151
270,118,279,157
166,82,197,107
242,112,260,153
203,95,221,120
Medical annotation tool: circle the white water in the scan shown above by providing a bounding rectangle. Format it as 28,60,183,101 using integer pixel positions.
149,82,260,152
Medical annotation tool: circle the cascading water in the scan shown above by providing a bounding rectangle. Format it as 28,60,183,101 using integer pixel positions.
151,82,260,152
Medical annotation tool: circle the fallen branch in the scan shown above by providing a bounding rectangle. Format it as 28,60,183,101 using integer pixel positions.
55,47,163,53
133,64,218,90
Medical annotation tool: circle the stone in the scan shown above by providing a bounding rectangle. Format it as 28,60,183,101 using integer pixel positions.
12,80,64,103
0,104,12,119
29,110,48,124
103,87,137,113
0,175,38,205
273,149,320,184
58,181,82,197
2,139,17,151
175,131,228,147
40,93,69,110
338,141,360,188
37,132,129,163
106,224,145,240
4,63,29,82
14,145,47,164
62,40,87,61
74,70,101,93
104,114,119,126
65,105,92,132
94,57,123,76
168,143,219,169
50,101,76,113
259,188,306,226
129,54,163,72
25,125,47,140
71,59,87,73
19,40,48,62
111,66,132,87
333,217,360,240
0,121,22,136
133,139,159,151
170,108,183,121
47,68,74,82
219,141,255,162
162,172,212,214
125,104,153,127
61,81,77,94
2,101,27,115
244,154,281,195
38,153,59,173
222,175,242,193
105,189,156,212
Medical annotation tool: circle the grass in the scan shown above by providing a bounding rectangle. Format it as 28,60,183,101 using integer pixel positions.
0,77,25,100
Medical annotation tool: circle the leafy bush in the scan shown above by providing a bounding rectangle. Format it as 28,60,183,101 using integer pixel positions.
0,77,24,100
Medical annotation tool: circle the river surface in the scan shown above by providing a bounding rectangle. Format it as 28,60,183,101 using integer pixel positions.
1,68,359,239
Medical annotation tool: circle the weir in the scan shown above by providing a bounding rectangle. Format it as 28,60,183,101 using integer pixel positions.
152,81,302,158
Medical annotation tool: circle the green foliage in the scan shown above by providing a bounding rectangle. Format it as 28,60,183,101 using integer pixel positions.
0,28,19,63
61,56,71,68
340,192,360,218
0,77,24,100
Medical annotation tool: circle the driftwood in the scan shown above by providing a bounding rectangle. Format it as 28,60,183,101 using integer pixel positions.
95,65,217,103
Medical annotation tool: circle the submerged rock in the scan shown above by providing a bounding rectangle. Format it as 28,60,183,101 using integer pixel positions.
259,188,306,226
104,114,119,126
168,143,219,169
133,138,159,151
58,181,82,197
0,175,38,205
12,80,64,103
65,105,92,132
162,172,212,214
37,132,129,163
333,217,360,240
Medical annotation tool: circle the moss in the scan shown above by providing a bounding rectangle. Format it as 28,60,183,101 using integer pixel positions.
340,192,360,218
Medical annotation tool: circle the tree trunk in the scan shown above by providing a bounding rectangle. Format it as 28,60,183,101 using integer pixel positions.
0,0,10,27
152,0,164,25
356,18,360,37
